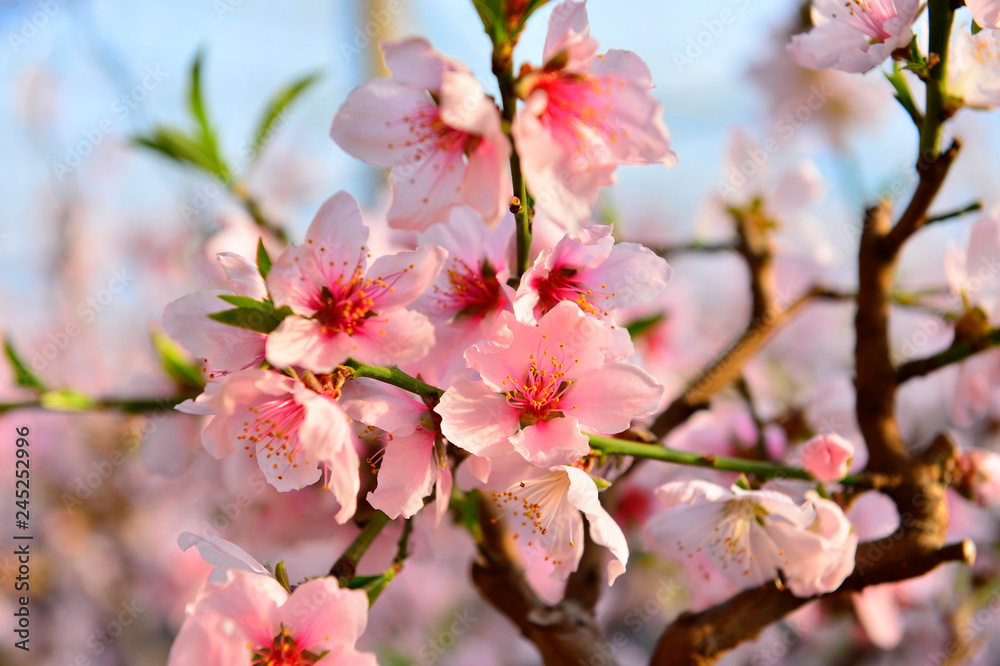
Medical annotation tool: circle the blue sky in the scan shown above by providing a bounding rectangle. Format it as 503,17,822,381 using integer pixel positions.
3,0,1000,315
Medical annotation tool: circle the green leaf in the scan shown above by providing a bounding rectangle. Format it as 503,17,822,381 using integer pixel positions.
624,312,666,339
249,71,322,161
973,20,984,35
591,475,611,490
3,337,46,391
511,0,552,39
364,569,396,604
274,561,292,594
345,575,382,590
471,0,506,44
151,331,205,391
188,48,211,139
449,488,481,539
217,294,273,311
132,127,229,181
208,307,287,334
40,388,95,411
256,238,272,279
186,49,229,179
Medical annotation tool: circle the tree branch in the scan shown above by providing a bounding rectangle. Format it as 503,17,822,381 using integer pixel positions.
650,539,975,666
652,242,737,257
330,510,391,584
730,203,776,322
649,287,823,439
472,496,616,665
855,201,910,472
896,328,1000,382
882,140,961,255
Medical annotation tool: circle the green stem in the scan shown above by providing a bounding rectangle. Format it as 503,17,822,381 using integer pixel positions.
897,328,1000,382
343,359,443,401
0,393,195,414
330,510,392,586
926,201,983,225
495,49,531,279
886,62,924,130
230,185,289,245
920,0,955,157
587,433,864,485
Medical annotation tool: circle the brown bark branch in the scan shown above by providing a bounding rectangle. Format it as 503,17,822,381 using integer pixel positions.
652,242,737,257
855,201,909,473
649,137,966,663
650,287,822,439
883,140,961,255
855,141,961,473
472,496,616,665
652,433,967,665
650,538,975,666
731,204,776,322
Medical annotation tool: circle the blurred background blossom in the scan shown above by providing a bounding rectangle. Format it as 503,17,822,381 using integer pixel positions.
5,1,1000,664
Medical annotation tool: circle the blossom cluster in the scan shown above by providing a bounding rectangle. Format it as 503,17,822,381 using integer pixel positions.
155,0,1000,662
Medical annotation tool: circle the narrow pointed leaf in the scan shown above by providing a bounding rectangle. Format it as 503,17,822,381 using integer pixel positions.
3,337,46,391
250,71,322,160
256,238,272,279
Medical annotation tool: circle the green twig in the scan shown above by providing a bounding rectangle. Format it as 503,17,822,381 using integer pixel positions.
342,359,443,401
330,511,392,586
896,328,1000,382
231,185,289,245
886,62,924,130
926,201,983,225
494,37,531,280
0,393,196,414
587,433,865,485
920,0,955,157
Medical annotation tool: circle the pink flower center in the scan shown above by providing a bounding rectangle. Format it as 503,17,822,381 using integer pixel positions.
297,244,416,337
315,284,375,336
533,268,613,318
839,0,898,43
673,499,789,580
388,102,478,158
501,339,578,422
238,395,308,484
432,257,502,319
534,71,624,155
251,629,319,666
490,471,577,558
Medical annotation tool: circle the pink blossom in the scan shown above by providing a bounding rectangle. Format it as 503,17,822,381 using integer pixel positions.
846,491,903,648
168,570,375,666
645,481,857,596
958,448,1000,506
177,532,271,581
163,251,267,377
416,208,515,326
330,38,511,230
949,27,1000,108
265,191,446,372
435,301,663,467
512,0,676,229
180,368,359,523
787,0,920,73
514,224,672,325
412,208,516,384
340,377,452,526
968,0,1000,29
941,210,1000,426
481,453,628,585
801,433,855,482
